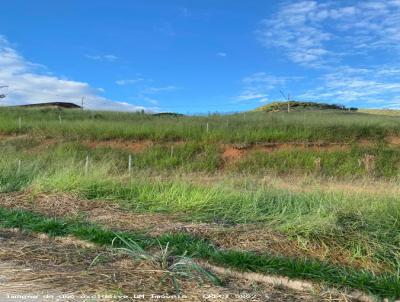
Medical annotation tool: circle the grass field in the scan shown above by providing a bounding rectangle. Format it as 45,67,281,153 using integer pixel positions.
1,107,400,143
359,109,400,117
1,107,400,300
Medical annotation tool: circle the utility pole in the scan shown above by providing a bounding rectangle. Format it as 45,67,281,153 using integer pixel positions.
81,96,85,110
280,90,291,113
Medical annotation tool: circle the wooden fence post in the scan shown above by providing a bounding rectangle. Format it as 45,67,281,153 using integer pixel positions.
84,155,89,174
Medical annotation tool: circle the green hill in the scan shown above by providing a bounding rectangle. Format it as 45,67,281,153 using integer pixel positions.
256,101,358,112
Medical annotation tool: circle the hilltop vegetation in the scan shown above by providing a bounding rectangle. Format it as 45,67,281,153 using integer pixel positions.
256,101,358,112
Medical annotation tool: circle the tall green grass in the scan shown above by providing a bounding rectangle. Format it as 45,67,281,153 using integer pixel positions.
28,161,399,271
2,136,400,178
0,137,399,272
0,107,399,143
233,145,400,178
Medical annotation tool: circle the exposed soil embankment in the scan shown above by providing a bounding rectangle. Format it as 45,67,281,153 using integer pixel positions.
2,133,400,152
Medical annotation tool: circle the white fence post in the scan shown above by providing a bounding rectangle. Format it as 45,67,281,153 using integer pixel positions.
128,154,132,174
84,155,89,174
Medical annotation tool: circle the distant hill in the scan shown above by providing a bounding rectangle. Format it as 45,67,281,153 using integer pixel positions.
153,112,184,117
17,102,82,109
255,101,358,112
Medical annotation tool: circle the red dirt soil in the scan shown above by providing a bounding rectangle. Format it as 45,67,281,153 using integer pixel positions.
222,147,245,162
83,140,151,153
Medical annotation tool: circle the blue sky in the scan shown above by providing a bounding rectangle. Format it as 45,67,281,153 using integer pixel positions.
1,1,400,113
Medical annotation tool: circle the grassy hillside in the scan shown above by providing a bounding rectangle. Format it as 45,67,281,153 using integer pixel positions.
1,106,400,299
0,106,398,143
359,109,400,116
255,101,358,112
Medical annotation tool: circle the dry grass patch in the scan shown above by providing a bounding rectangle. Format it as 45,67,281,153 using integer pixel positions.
255,142,351,153
181,224,388,273
0,192,185,235
0,228,179,300
388,136,400,145
0,192,389,274
0,229,353,301
83,139,152,153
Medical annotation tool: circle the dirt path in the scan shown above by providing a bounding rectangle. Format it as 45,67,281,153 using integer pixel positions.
0,229,353,302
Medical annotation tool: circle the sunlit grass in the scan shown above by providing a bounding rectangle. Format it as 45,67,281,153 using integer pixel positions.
0,137,400,272
0,107,399,143
359,109,400,117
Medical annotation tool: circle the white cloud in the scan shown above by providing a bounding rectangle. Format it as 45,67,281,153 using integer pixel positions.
153,22,176,36
178,7,191,17
236,72,292,103
237,93,269,104
217,52,227,57
142,86,179,94
257,1,332,67
242,72,287,89
115,78,144,85
237,92,268,101
254,1,400,108
85,54,118,62
0,35,146,112
299,66,400,106
129,85,180,109
142,96,159,105
258,1,400,67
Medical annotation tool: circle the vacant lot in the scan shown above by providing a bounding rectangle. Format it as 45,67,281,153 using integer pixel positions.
0,108,400,301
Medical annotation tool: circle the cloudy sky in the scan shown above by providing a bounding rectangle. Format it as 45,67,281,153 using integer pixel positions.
1,1,400,112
